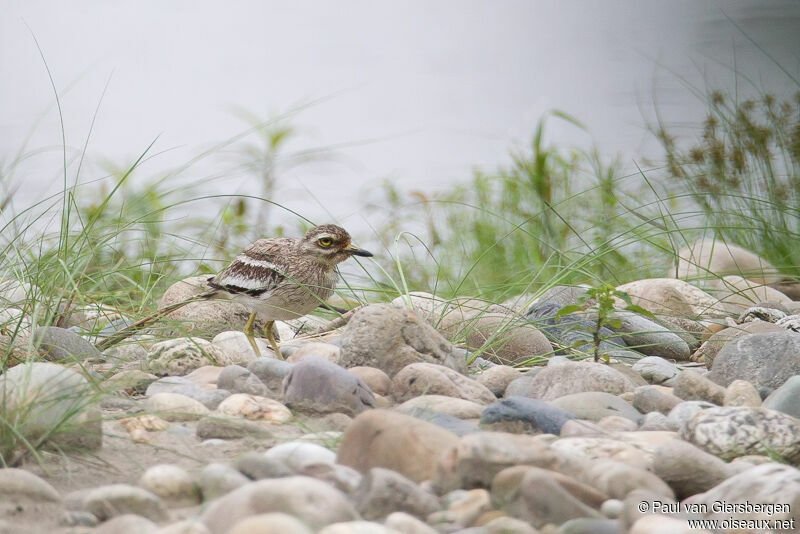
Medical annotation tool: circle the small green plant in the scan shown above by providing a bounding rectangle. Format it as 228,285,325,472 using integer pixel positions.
556,285,654,362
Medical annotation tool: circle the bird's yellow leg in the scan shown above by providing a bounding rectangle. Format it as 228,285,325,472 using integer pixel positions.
243,312,262,357
263,320,283,360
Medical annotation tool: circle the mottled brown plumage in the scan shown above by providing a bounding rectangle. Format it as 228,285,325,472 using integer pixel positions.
207,224,372,357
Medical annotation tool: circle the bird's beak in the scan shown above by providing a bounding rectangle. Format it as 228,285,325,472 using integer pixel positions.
346,244,373,257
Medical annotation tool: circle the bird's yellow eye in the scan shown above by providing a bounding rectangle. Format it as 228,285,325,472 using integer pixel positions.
318,237,333,247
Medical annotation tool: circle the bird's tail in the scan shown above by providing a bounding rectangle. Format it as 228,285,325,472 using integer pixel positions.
95,290,216,351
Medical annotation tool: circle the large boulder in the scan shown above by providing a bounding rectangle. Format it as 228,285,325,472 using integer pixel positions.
615,278,727,318
339,304,466,376
707,331,800,390
0,362,102,453
605,311,691,361
673,239,781,285
694,320,784,368
337,410,459,483
462,313,552,365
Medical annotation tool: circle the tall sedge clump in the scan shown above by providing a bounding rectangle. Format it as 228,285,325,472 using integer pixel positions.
655,90,800,277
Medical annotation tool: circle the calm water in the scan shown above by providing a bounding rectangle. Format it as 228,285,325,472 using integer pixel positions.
2,0,799,232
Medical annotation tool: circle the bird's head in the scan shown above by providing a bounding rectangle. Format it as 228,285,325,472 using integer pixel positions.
300,224,373,265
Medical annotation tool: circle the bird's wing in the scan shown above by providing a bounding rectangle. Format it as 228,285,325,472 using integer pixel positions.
208,240,289,296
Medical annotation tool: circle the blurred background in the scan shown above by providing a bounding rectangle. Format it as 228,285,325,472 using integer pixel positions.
1,0,799,300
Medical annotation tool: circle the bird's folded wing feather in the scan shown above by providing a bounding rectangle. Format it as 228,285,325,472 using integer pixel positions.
208,245,286,296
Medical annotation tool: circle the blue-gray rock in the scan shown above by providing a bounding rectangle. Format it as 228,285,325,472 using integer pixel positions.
217,365,268,396
526,303,639,361
145,376,230,409
283,356,375,416
604,311,690,361
480,396,576,434
403,407,480,436
631,356,679,385
707,331,800,390
763,375,800,418
524,285,588,313
548,391,644,424
526,297,647,363
31,326,101,362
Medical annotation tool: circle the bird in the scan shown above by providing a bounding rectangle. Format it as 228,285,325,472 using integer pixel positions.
96,224,372,358
206,224,372,358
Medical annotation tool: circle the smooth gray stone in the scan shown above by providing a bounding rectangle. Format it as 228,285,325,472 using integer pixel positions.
605,311,690,361
632,356,680,385
708,331,800,390
283,356,375,416
763,375,800,418
480,396,576,434
248,357,294,392
217,365,268,396
31,326,102,361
